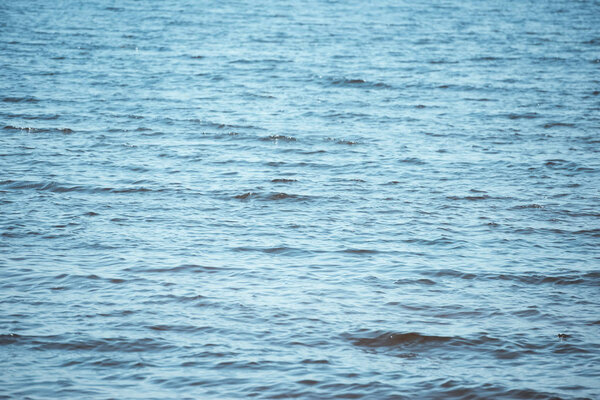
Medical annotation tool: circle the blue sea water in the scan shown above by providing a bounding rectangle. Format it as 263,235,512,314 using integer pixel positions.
1,0,599,398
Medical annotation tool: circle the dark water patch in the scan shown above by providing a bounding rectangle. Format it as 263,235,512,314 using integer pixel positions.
506,112,540,120
108,187,154,193
3,125,73,134
325,137,362,145
300,359,330,364
429,59,458,64
147,324,212,333
2,333,175,353
141,264,225,274
268,192,300,200
423,271,599,286
140,294,209,306
571,229,600,237
0,333,21,345
5,113,60,120
193,120,265,131
234,191,311,202
403,236,465,248
394,278,436,285
543,159,593,173
271,178,297,183
341,249,379,255
542,122,575,129
399,157,426,165
34,336,175,353
2,96,39,103
468,56,507,62
297,379,319,386
260,135,297,142
447,195,492,201
1,180,85,193
424,269,477,280
234,192,258,200
335,139,360,145
347,331,455,348
233,246,307,256
512,203,544,209
328,77,391,89
431,381,569,400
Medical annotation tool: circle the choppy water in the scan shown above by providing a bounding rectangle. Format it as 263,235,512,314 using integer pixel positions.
1,0,600,398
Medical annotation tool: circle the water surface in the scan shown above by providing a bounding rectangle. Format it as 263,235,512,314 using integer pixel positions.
1,0,599,398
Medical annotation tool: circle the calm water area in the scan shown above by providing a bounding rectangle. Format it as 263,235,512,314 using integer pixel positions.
1,0,599,398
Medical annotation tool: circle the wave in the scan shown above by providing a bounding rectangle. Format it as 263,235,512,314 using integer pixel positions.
1,333,175,353
3,125,73,133
421,269,599,286
233,191,313,202
139,264,227,274
271,178,297,183
233,246,307,256
341,249,379,254
260,135,297,142
347,331,455,348
2,96,39,103
0,180,160,194
323,76,392,89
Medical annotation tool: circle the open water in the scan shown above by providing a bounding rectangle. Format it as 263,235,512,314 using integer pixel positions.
1,0,599,399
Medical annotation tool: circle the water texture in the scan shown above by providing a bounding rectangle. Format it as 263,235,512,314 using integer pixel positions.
1,0,599,398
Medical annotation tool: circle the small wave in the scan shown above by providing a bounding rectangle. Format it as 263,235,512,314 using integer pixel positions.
6,113,60,120
147,324,212,333
399,157,426,165
0,333,21,345
429,59,458,64
513,204,544,209
268,192,299,200
233,246,305,256
271,178,297,183
327,77,391,89
2,96,39,103
336,139,360,145
0,180,84,193
234,192,258,200
142,264,224,274
506,113,540,120
300,359,329,364
394,278,436,285
424,270,599,286
234,191,311,202
2,333,174,353
341,249,379,254
447,195,492,201
3,125,73,133
425,269,477,280
542,159,591,172
325,137,361,145
542,122,575,129
260,135,297,142
468,56,505,62
0,180,164,194
348,331,454,348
